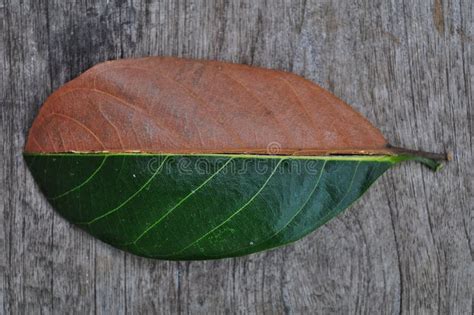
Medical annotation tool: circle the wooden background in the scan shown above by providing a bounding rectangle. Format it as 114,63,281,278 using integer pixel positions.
1,0,472,314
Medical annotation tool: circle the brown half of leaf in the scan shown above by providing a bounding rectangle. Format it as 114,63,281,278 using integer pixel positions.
24,57,447,162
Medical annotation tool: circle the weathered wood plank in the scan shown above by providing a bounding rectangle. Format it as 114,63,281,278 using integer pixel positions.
1,0,472,314
2,1,55,314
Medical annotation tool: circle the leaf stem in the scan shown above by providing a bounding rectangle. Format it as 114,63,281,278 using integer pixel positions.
387,145,451,161
387,145,451,171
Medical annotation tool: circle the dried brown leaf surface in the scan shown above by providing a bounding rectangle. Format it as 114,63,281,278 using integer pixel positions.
25,57,391,155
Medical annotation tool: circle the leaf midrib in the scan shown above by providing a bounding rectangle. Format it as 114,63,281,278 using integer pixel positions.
24,152,404,163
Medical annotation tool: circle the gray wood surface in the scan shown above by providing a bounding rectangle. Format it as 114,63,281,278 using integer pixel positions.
1,0,472,314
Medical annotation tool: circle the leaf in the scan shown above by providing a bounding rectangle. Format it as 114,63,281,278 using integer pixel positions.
24,57,445,260
25,154,394,259
25,57,392,155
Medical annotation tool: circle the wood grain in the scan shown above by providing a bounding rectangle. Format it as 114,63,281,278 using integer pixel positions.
1,0,472,314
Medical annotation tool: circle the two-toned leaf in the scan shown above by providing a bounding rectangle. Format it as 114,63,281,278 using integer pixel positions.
24,57,444,260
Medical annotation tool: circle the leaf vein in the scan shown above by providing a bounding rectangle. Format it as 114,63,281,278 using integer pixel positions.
49,156,108,200
81,156,169,225
243,160,327,251
163,159,285,257
132,157,235,246
207,161,361,258
48,113,106,148
302,161,361,231
131,65,246,146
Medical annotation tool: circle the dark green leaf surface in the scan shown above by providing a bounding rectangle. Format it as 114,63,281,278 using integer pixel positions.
24,154,413,260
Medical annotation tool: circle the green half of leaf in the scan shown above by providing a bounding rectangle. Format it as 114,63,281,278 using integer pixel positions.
23,153,440,260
